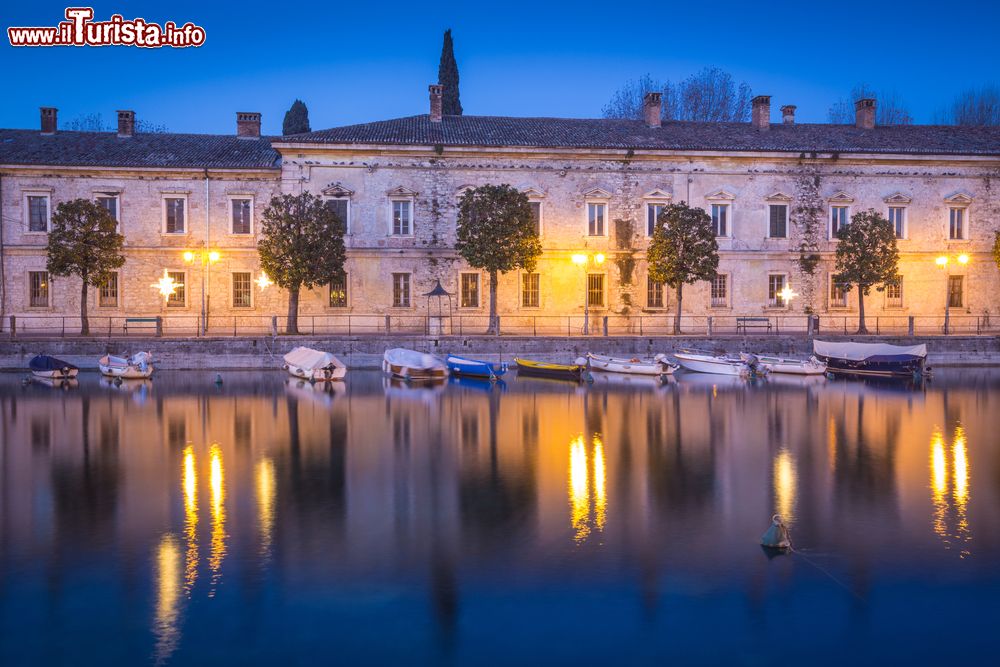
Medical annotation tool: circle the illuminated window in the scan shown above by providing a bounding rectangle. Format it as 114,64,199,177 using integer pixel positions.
948,275,964,308
587,202,606,236
26,194,50,232
888,206,906,239
646,202,667,236
886,280,903,308
768,204,787,238
711,203,729,237
646,276,664,308
949,207,966,240
830,206,849,237
28,271,49,307
166,271,186,307
163,197,186,234
99,273,118,308
232,272,252,308
711,274,728,307
460,273,480,308
392,273,410,307
768,274,787,308
329,274,347,308
391,200,412,235
230,198,253,235
521,272,540,308
587,273,605,307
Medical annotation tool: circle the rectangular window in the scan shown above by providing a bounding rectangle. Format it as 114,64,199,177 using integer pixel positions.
326,198,349,233
711,274,728,308
166,271,186,307
460,273,480,308
711,204,729,237
528,201,542,236
647,203,666,236
768,274,787,308
888,207,906,239
99,273,119,308
329,273,347,308
231,198,252,235
587,202,606,236
27,195,49,232
392,273,411,307
886,280,903,308
768,204,787,238
392,200,412,235
646,276,664,308
96,194,119,225
232,272,252,308
830,206,849,237
587,274,605,307
830,280,848,308
949,208,966,240
28,271,49,307
948,275,964,308
521,272,540,308
164,197,186,234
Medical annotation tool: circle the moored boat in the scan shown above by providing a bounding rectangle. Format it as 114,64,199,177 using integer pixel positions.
587,352,677,376
284,346,347,381
383,348,448,381
742,353,826,376
446,354,508,379
673,351,757,377
514,357,588,381
29,355,79,379
813,340,928,377
99,351,154,379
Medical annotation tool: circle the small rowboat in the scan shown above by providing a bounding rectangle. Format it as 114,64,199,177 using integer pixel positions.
29,355,79,379
284,346,347,381
674,351,759,377
587,352,677,376
744,353,826,376
514,357,588,381
383,348,448,381
446,355,508,379
99,351,154,379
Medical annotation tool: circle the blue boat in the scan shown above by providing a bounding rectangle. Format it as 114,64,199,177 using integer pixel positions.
813,340,927,378
446,355,508,379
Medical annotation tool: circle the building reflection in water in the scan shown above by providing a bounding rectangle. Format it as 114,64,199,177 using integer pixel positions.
209,444,227,591
568,433,607,543
929,424,972,557
182,446,198,594
153,533,182,665
257,457,276,561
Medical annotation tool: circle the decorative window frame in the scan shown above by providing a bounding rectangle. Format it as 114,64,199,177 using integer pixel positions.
944,192,973,241
884,192,911,240
327,272,349,309
643,189,672,237
231,271,255,309
766,272,790,310
710,272,731,309
93,189,122,232
391,271,413,308
765,192,792,239
97,271,121,309
519,270,541,309
586,271,608,308
161,192,190,235
826,191,854,240
583,187,611,238
458,271,482,309
227,194,255,236
164,269,188,308
828,272,850,310
27,270,51,309
522,186,546,237
644,273,667,310
705,189,736,239
23,190,53,234
884,278,904,310
387,186,418,237
322,182,355,234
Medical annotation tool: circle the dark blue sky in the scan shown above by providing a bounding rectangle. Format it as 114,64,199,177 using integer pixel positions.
3,0,998,134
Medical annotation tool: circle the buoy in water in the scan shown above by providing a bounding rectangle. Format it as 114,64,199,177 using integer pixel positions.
760,514,791,550
214,373,223,385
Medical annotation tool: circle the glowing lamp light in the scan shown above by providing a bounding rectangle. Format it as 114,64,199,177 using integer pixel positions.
935,256,948,267
208,251,220,263
152,270,177,301
183,251,195,263
779,285,798,303
957,254,969,265
255,273,273,291
571,254,587,265
594,253,606,265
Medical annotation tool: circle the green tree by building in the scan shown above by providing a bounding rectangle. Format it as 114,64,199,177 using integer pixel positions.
282,100,311,135
438,29,462,115
833,209,900,334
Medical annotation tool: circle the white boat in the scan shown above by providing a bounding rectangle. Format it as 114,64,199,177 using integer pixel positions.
743,353,826,376
99,351,154,379
283,346,347,381
383,348,448,381
586,352,677,376
673,351,755,376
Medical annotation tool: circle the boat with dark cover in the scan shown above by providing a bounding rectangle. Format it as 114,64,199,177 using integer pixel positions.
29,355,79,379
813,340,928,377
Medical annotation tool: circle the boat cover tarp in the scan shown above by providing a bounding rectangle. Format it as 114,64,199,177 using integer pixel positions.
284,347,344,371
385,348,444,371
813,340,927,361
29,355,78,371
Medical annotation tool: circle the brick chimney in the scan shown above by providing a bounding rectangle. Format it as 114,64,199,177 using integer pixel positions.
643,92,662,128
751,95,771,131
117,110,135,137
429,84,443,123
236,112,261,138
40,107,58,135
781,105,796,125
855,98,876,129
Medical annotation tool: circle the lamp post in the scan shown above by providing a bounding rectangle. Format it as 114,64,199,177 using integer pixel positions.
184,249,220,335
571,252,605,335
935,254,969,335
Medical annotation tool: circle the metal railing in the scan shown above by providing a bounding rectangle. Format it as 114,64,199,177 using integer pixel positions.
5,312,999,338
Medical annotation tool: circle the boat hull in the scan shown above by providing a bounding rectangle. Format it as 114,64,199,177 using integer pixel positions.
817,356,924,378
29,355,79,380
383,348,449,381
674,353,747,376
514,358,586,381
100,364,154,379
587,353,675,376
446,355,508,379
285,364,347,381
753,355,826,376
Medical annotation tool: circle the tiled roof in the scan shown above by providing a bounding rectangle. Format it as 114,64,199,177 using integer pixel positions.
280,114,1000,157
0,129,280,169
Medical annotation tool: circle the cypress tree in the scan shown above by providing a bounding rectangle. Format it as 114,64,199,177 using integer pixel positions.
438,29,462,116
282,99,311,135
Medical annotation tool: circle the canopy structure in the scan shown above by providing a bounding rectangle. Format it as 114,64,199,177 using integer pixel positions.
813,340,927,361
283,346,345,371
424,279,453,335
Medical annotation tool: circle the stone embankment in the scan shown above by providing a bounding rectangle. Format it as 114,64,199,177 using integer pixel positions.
1,334,998,371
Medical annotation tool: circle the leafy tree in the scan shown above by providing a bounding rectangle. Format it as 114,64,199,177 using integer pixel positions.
833,209,900,334
828,83,913,125
602,67,752,122
46,199,125,335
936,85,1000,126
258,193,346,334
455,185,540,334
647,202,719,334
438,28,463,115
282,99,311,135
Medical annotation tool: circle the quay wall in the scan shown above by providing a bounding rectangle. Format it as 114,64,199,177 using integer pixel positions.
1,335,998,371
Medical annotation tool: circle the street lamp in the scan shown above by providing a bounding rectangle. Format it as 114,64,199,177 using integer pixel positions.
778,284,798,306
935,253,969,334
572,252,605,335
151,270,178,302
255,273,273,291
184,249,221,335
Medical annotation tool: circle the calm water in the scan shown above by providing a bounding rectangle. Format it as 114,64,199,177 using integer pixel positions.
1,369,998,665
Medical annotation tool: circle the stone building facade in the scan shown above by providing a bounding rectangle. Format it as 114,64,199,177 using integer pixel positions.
2,93,999,334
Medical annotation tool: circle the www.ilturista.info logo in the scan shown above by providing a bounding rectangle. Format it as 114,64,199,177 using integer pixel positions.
8,7,206,48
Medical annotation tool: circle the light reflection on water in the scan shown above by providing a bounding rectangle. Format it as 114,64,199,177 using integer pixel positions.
1,369,999,665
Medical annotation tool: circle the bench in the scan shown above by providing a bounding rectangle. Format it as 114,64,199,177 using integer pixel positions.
124,317,160,336
736,316,772,334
